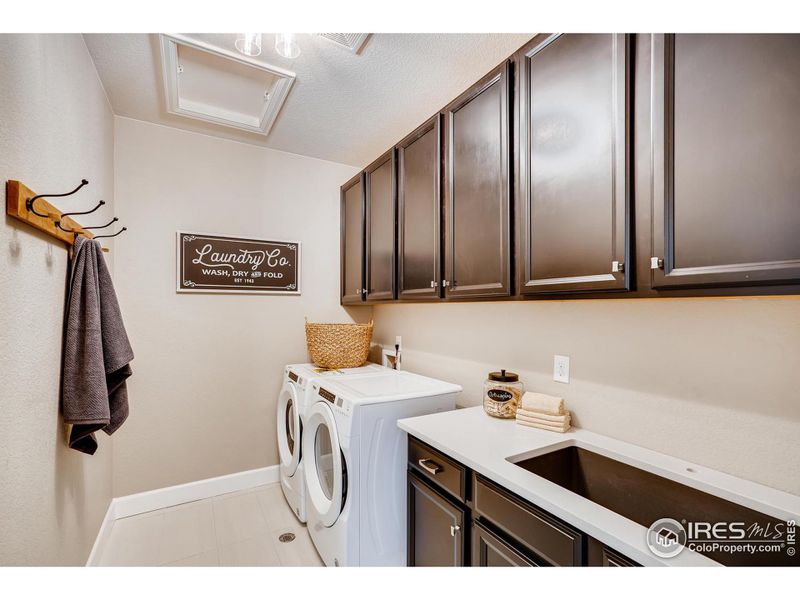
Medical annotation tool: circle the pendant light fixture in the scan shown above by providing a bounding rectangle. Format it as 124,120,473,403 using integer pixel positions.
275,33,301,59
235,33,262,57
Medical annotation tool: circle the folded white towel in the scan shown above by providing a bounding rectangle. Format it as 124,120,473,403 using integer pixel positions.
519,392,565,416
516,412,571,428
516,408,570,425
516,413,571,433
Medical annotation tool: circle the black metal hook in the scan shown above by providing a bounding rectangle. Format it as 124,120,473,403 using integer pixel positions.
94,227,127,240
83,216,118,231
26,179,89,218
55,200,106,233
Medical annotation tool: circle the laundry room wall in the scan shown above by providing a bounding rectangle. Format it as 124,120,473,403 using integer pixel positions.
373,296,800,495
112,117,370,496
0,34,116,565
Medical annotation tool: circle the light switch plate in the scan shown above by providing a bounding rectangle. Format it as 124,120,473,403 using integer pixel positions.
553,355,570,383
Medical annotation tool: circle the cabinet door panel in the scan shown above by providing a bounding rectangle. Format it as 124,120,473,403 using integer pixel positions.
472,521,538,567
586,536,640,566
340,174,365,304
519,33,630,294
365,151,396,301
398,116,441,299
444,62,512,298
407,472,466,566
652,34,800,288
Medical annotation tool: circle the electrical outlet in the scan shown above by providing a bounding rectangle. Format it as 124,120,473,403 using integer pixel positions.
553,355,570,384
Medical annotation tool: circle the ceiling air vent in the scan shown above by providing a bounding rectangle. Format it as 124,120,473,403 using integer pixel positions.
317,33,370,54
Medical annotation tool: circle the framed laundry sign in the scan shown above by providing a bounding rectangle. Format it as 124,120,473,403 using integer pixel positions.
176,231,301,294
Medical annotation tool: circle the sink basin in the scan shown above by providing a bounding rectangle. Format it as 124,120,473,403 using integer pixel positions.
508,443,796,566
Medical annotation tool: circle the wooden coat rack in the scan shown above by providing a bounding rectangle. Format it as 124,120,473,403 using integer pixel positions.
6,180,126,252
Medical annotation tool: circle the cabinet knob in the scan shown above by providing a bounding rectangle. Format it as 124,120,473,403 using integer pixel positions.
450,524,461,537
356,288,361,294
650,257,664,270
430,280,439,288
612,260,624,273
442,280,450,288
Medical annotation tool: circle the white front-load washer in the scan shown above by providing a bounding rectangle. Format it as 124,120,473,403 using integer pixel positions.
277,363,388,523
302,370,461,566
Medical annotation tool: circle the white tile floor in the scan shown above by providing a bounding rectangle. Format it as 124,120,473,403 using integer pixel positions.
98,484,324,567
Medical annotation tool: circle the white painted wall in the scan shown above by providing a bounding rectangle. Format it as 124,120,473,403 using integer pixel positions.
0,34,115,565
112,117,371,496
374,298,800,495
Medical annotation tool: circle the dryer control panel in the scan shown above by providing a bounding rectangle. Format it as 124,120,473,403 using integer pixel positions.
317,386,352,416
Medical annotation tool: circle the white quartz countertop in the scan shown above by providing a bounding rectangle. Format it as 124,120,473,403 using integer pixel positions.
398,406,800,566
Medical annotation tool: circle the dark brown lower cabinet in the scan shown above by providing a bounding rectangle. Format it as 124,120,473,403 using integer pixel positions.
472,521,540,566
407,436,640,567
587,537,641,567
407,471,466,566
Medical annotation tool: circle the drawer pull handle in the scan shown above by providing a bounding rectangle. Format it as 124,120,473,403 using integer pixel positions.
450,524,461,537
418,458,441,475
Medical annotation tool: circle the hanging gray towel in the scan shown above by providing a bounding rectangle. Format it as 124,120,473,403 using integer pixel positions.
61,236,134,455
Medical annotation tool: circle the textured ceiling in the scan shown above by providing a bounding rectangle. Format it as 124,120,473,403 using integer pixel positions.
83,33,532,167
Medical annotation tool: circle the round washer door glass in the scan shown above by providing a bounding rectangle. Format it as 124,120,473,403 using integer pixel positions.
303,401,346,527
286,399,296,454
276,382,301,475
315,423,334,499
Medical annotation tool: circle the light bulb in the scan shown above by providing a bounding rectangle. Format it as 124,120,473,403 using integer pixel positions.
275,33,301,59
235,33,262,57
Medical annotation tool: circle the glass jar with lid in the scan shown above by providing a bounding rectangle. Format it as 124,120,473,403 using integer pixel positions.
483,369,524,419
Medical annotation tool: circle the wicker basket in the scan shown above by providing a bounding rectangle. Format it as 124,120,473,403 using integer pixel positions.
304,319,374,369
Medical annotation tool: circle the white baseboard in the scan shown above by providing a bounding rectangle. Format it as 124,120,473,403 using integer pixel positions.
86,465,280,566
113,465,281,519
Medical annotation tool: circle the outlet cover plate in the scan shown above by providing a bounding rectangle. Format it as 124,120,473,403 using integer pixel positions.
554,355,570,383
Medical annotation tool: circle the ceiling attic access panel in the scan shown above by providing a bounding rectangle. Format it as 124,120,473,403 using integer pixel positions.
159,34,296,135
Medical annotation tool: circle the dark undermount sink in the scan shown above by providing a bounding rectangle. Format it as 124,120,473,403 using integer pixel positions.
509,444,797,566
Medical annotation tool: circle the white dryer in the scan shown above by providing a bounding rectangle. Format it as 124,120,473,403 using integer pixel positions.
302,370,461,566
277,363,388,523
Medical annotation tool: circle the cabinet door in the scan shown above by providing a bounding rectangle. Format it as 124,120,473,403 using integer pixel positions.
651,34,800,288
518,34,631,294
443,62,512,299
397,116,442,300
365,150,396,301
407,471,466,566
586,537,640,567
472,521,538,567
340,173,365,304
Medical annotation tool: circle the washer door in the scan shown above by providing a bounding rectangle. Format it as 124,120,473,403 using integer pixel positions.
303,402,347,527
277,381,301,476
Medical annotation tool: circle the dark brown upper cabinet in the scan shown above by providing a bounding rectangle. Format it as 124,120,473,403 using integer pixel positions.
443,61,512,299
651,34,800,289
340,173,365,304
397,116,442,300
364,150,397,301
517,34,631,295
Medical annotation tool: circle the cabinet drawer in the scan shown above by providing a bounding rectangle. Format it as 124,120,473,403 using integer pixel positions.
408,437,467,503
473,475,583,566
